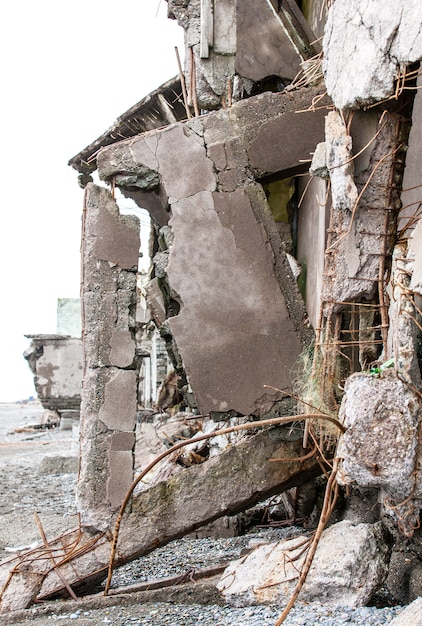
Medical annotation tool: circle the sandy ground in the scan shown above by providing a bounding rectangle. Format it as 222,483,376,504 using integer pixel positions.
0,402,79,561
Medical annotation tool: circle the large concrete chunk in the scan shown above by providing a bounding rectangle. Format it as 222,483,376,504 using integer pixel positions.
97,88,326,416
337,371,421,535
167,187,302,414
323,0,422,110
218,520,390,608
316,108,404,308
0,426,319,611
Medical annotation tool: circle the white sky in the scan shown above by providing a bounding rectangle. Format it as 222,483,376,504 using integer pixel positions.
0,1,184,401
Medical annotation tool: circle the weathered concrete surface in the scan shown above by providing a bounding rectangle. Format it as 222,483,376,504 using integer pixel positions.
323,0,422,110
337,371,421,535
77,184,139,529
167,186,302,415
24,336,83,413
0,426,319,611
321,111,358,213
98,88,327,416
218,520,390,607
168,0,306,109
390,597,422,626
410,220,422,296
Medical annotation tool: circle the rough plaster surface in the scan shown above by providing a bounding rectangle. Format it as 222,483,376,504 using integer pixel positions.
0,428,320,610
323,0,422,110
78,184,139,528
98,88,327,415
218,520,389,607
337,371,421,534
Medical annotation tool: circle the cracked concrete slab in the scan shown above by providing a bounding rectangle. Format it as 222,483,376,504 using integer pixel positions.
98,88,326,415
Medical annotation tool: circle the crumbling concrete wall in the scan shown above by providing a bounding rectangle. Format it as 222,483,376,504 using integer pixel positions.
77,184,140,528
97,87,327,416
5,0,422,613
167,0,317,109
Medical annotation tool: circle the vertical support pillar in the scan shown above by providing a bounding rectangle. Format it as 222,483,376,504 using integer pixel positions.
78,183,140,530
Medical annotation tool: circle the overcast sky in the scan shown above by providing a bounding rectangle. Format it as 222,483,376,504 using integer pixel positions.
0,1,183,401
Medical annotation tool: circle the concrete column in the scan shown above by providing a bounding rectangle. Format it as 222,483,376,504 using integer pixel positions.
78,184,140,530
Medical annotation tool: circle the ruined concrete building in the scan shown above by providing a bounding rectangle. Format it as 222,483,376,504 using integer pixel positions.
24,298,83,425
2,0,422,615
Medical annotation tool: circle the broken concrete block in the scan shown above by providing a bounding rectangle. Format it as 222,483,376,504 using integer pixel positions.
218,520,390,608
321,109,404,307
323,0,422,110
390,597,422,626
167,186,303,415
38,456,79,476
337,371,421,534
309,141,328,179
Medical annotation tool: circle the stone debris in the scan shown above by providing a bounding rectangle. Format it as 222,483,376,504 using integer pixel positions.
217,520,390,608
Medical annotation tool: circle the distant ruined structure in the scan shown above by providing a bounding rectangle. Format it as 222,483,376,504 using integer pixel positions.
24,299,83,424
5,0,422,617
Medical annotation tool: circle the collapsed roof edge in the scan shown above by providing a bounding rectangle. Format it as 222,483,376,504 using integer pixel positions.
68,75,185,175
